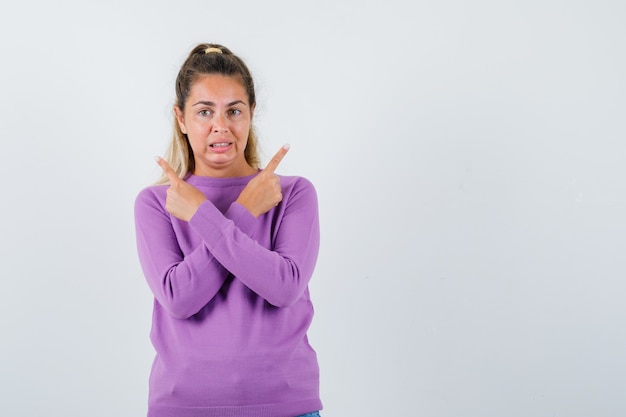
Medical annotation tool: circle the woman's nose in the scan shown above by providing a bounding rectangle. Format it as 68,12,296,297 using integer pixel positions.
213,114,228,132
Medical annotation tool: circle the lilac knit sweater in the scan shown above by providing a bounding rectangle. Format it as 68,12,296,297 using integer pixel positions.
134,172,322,417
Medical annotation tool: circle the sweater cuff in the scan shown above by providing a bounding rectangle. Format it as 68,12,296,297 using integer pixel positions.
224,202,258,236
189,200,258,240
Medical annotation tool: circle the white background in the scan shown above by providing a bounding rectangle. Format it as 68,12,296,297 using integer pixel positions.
1,1,625,416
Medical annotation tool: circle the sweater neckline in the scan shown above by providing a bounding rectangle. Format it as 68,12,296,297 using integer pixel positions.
185,170,261,187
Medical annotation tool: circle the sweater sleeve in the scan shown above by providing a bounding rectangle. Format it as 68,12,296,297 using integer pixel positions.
188,177,320,308
134,187,259,319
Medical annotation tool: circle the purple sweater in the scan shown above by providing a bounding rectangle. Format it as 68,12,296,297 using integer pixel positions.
134,172,322,417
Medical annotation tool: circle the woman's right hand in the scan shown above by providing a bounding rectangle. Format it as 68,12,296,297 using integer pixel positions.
156,156,207,222
236,144,290,217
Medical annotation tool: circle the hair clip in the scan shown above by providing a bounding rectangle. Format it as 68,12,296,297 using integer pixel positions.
204,47,223,54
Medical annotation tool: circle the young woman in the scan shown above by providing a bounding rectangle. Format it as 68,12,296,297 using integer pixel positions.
134,43,322,417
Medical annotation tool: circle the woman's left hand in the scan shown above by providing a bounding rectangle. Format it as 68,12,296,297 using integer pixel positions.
236,145,289,218
156,157,207,222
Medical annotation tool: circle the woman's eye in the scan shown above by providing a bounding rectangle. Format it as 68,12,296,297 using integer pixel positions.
230,109,242,116
199,109,212,116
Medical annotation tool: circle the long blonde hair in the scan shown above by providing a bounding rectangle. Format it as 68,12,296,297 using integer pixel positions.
156,43,260,184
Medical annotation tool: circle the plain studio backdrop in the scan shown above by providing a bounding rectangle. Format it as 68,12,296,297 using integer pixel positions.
1,1,625,416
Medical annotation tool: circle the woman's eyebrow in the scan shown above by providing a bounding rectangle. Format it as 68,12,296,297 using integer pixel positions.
192,100,215,107
192,100,247,107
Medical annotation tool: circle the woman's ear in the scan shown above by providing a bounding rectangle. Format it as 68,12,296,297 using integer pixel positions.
174,106,187,134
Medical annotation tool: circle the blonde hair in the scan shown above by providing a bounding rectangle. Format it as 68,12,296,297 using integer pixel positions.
156,43,260,184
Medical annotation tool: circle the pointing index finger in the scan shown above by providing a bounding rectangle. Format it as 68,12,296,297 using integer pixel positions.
264,144,290,173
155,156,181,184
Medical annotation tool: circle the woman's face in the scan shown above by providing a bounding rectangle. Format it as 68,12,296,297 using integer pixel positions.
175,74,255,177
